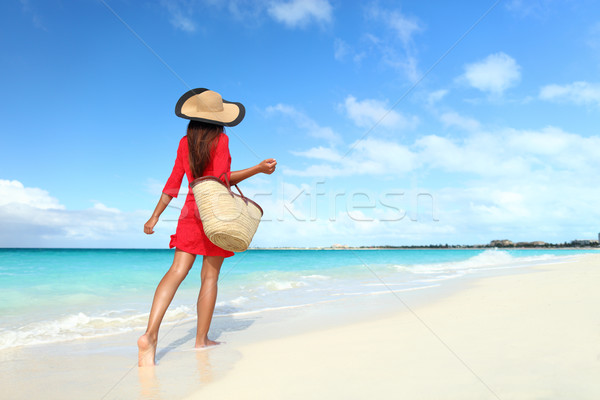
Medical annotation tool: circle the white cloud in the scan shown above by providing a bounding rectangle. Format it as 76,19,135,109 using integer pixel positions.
288,125,600,188
291,146,342,162
267,0,332,28
266,104,341,144
506,126,600,170
285,138,417,177
0,180,64,210
539,81,600,107
160,0,267,31
506,126,574,155
257,151,600,245
333,38,350,61
420,128,600,243
427,89,448,106
161,0,196,32
416,134,490,175
384,10,422,46
92,202,121,213
437,173,600,243
439,112,480,131
366,5,422,46
414,130,518,177
240,178,452,247
365,5,424,82
224,0,265,21
417,126,600,181
234,179,342,247
505,0,555,18
343,95,419,130
462,52,521,95
352,138,417,175
332,6,423,80
0,180,156,247
333,38,366,64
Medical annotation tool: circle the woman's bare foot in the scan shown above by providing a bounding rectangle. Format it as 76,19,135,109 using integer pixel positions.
138,334,157,367
195,338,221,348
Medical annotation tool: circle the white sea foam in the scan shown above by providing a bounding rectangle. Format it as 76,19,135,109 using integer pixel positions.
230,296,249,305
216,296,251,311
395,249,563,275
265,280,307,291
300,274,330,280
0,305,195,351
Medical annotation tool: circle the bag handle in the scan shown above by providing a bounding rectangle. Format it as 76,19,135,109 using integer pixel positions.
219,172,249,205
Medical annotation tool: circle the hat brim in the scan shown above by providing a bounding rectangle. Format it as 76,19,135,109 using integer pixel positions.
175,88,246,127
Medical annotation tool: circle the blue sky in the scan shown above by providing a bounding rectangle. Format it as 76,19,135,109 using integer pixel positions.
1,0,599,248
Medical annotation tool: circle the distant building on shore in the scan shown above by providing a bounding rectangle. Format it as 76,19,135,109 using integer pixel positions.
515,241,547,247
491,240,548,248
489,238,598,248
571,239,599,246
331,244,350,249
490,239,514,247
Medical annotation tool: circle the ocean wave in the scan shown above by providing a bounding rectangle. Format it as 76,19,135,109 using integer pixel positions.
229,296,249,305
215,296,249,309
394,249,563,275
0,305,194,351
264,280,307,291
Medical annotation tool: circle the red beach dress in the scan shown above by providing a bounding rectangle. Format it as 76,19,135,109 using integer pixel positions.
162,133,234,258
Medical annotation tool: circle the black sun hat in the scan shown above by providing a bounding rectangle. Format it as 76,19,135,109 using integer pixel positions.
175,88,245,127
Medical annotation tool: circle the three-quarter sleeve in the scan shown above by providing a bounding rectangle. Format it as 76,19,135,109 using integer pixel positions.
162,140,185,198
212,134,232,183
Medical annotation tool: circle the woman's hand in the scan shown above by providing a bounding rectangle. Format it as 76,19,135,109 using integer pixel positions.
143,193,172,235
144,216,159,235
258,158,277,175
230,159,277,185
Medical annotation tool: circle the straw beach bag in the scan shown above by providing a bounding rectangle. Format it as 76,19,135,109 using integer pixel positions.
191,174,263,252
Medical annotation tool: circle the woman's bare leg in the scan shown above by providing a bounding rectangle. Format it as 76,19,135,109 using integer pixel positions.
195,255,224,347
138,249,196,366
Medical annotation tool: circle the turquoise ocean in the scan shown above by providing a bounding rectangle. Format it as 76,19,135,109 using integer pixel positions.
0,248,597,351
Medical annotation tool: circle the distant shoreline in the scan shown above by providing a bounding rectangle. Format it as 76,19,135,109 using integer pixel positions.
1,246,599,251
247,246,600,250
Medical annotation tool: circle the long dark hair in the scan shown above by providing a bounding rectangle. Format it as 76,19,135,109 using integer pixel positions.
187,120,224,179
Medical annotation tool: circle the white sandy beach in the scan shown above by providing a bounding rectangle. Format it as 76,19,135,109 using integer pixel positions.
2,253,599,399
186,253,600,400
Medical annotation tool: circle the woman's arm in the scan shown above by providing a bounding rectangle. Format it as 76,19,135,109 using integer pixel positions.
144,192,174,234
230,158,277,185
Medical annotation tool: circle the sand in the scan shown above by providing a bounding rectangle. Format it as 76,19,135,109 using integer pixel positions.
2,254,599,399
185,254,600,400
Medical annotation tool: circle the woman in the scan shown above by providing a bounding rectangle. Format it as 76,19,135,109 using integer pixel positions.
138,88,276,367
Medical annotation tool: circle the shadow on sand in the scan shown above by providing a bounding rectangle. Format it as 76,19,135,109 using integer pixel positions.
156,312,255,362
